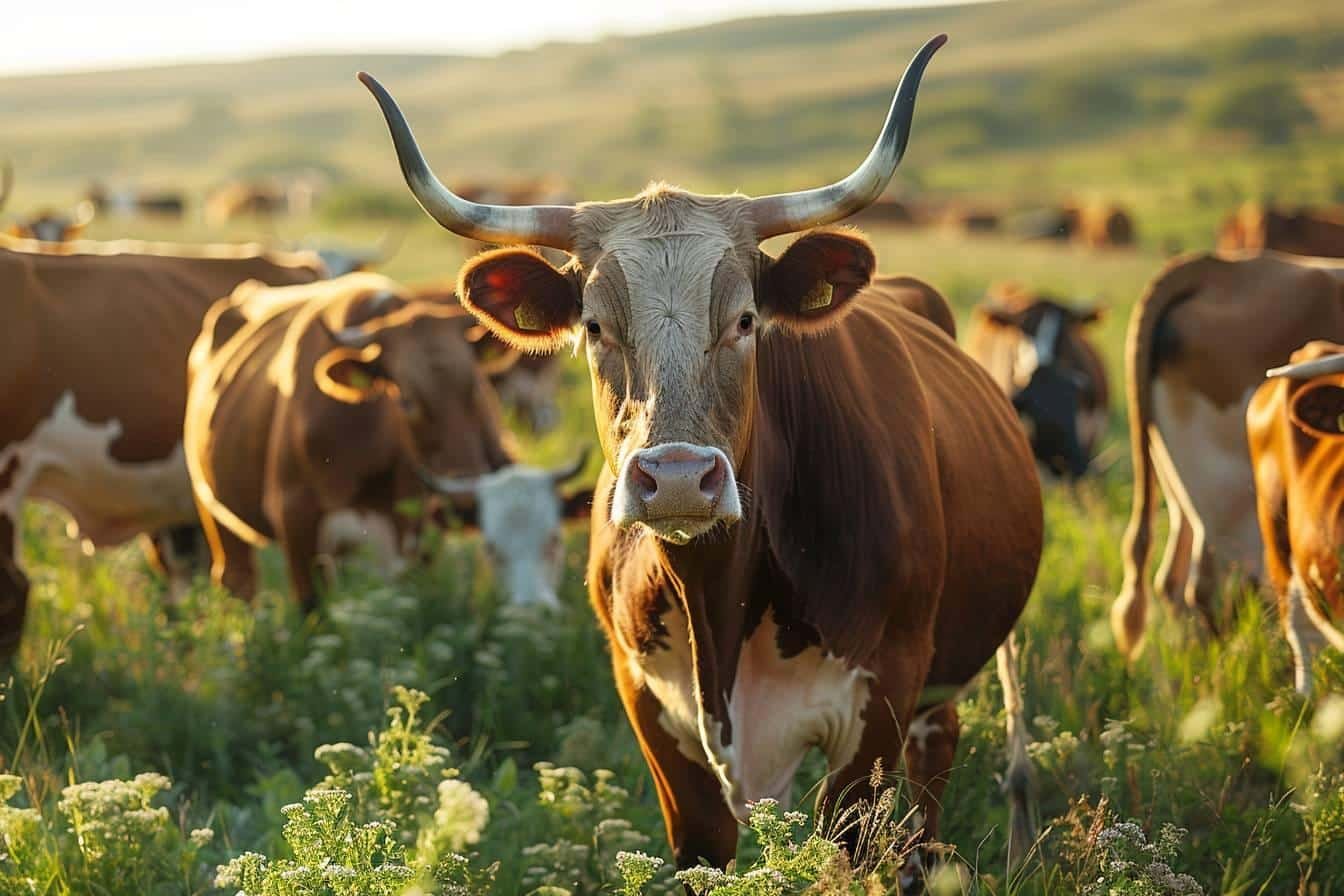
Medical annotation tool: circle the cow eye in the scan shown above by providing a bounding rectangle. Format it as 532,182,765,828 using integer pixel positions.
738,313,755,335
585,320,602,338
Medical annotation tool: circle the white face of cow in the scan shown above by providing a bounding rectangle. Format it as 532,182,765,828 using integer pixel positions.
474,466,570,605
424,459,590,605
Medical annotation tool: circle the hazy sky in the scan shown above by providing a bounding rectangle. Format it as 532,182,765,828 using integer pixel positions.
5,1,965,77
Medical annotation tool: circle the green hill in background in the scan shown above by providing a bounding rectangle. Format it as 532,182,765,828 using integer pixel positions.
3,0,1342,247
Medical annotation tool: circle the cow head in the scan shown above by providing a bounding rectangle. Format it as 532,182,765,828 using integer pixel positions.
360,35,945,545
1267,344,1344,440
7,200,96,243
420,452,593,605
979,292,1103,479
314,298,512,477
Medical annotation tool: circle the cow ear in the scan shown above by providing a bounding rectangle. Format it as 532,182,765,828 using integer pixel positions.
458,247,581,353
759,229,875,333
314,343,390,404
1290,382,1344,438
561,487,595,521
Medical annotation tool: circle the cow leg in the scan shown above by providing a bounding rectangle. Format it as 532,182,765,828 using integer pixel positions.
277,503,324,612
612,660,738,871
1283,574,1325,696
1152,480,1193,614
1150,432,1220,632
818,641,932,885
0,510,30,664
197,502,258,599
903,701,959,849
141,525,207,598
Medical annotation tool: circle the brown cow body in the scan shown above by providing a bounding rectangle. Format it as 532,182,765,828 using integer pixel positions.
1248,341,1344,694
0,242,323,658
363,35,1041,878
967,285,1108,477
185,273,513,607
1113,251,1344,656
1218,203,1344,258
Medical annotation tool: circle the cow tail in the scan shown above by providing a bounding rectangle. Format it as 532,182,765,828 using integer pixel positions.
1112,253,1214,658
996,630,1035,870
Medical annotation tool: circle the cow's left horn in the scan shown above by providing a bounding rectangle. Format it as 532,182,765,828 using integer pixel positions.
550,447,590,485
358,72,575,250
748,34,945,239
1266,355,1344,380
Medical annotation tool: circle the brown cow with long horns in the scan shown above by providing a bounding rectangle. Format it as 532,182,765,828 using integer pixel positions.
360,34,1041,880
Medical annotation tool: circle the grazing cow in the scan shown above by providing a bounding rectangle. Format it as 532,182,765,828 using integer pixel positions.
362,33,1042,878
1112,251,1344,657
185,273,591,608
0,241,325,659
966,284,1108,478
941,204,1000,234
86,182,187,219
1075,202,1134,249
204,181,289,224
1218,202,1344,258
1248,342,1344,694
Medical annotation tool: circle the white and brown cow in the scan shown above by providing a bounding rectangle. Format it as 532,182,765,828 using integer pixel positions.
362,33,1042,879
1248,342,1344,694
1112,251,1344,657
966,284,1109,479
0,241,326,659
185,273,591,609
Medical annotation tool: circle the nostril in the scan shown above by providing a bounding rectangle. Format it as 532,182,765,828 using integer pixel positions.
632,457,659,501
699,454,726,501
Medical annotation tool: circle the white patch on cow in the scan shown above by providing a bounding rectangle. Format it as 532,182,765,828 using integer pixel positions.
632,605,874,821
1151,381,1263,581
473,465,566,605
318,510,405,577
1011,339,1038,390
1284,571,1325,696
907,712,943,754
0,391,195,548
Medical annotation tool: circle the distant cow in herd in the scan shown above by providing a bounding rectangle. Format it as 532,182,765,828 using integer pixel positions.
967,284,1109,479
1021,201,1136,249
184,273,591,609
362,33,1041,880
1218,202,1344,258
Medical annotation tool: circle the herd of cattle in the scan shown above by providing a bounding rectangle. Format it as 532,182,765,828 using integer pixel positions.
4,33,1344,882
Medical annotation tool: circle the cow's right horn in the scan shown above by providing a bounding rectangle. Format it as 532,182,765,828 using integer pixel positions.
0,161,12,212
1266,354,1344,380
358,73,575,250
748,34,945,239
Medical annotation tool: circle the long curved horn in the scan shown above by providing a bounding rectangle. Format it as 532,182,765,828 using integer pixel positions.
550,446,590,486
1267,354,1344,380
0,161,12,212
358,72,575,250
415,464,480,500
748,34,946,239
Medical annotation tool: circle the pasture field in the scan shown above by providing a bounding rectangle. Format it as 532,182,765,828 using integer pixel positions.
4,222,1344,895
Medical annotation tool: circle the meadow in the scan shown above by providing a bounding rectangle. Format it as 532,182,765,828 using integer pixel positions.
5,0,1344,892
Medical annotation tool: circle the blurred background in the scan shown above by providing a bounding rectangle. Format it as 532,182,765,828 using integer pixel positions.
4,0,1341,254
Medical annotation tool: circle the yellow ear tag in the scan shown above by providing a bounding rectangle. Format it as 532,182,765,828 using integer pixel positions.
514,301,545,332
800,281,833,312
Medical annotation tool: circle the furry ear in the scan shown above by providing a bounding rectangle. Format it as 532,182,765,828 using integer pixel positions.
561,487,595,521
759,229,876,332
458,247,581,352
314,344,389,404
1290,382,1344,438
